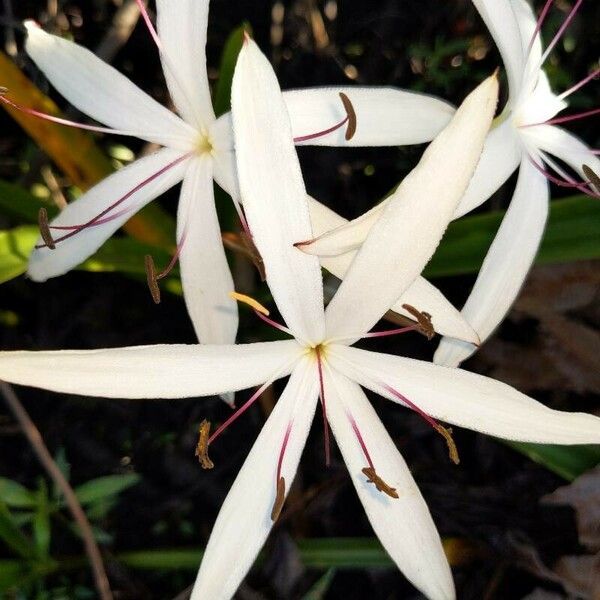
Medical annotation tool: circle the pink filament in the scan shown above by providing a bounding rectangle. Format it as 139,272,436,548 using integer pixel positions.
208,380,272,445
253,310,293,336
134,0,162,50
293,115,350,143
538,0,584,68
347,413,374,470
558,67,600,100
527,0,554,55
315,348,331,467
276,422,293,481
157,228,188,280
36,152,192,249
536,107,600,128
0,94,120,135
528,155,600,198
363,325,417,339
383,384,439,430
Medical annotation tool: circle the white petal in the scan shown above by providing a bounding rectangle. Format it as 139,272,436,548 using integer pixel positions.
434,157,548,367
511,0,543,89
0,340,303,399
283,87,454,147
524,124,600,178
454,118,522,218
24,23,195,148
191,360,319,600
178,158,238,345
307,198,479,344
323,369,455,600
325,75,499,341
472,0,526,100
232,39,325,343
27,148,188,282
156,0,214,128
329,345,600,444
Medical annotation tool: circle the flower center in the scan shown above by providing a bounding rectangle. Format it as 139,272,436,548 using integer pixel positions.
196,131,214,156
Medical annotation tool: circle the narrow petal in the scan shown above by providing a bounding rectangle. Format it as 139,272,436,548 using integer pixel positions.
434,157,549,367
453,118,522,218
25,23,195,148
0,340,303,399
512,0,543,85
329,346,600,444
156,0,215,128
178,158,238,345
472,0,526,101
232,38,325,343
307,198,479,343
524,124,600,180
28,148,188,282
191,360,319,600
283,87,454,146
323,369,455,600
325,75,499,341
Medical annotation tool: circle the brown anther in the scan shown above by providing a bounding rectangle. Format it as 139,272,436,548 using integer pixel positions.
402,304,435,340
270,476,286,521
37,207,55,250
583,164,600,193
240,231,266,281
144,254,161,304
339,92,356,141
361,467,399,499
435,424,460,465
195,419,214,470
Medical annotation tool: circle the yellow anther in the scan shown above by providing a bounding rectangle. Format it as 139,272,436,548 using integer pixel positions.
435,424,460,465
362,467,399,499
195,419,214,470
229,291,270,316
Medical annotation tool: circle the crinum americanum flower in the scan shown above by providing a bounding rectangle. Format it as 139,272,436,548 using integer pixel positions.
297,0,600,369
2,39,600,600
0,0,456,356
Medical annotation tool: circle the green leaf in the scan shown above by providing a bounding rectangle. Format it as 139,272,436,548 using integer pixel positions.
32,481,50,559
0,559,28,593
0,478,37,509
213,23,251,117
73,474,141,506
0,502,37,559
302,568,336,600
0,226,38,284
425,196,600,278
0,180,58,223
505,441,600,481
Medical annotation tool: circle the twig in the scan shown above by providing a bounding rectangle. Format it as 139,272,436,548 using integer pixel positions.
0,382,113,600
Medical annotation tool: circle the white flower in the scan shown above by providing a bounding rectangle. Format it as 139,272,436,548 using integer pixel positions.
2,39,599,600
6,0,454,353
298,0,599,367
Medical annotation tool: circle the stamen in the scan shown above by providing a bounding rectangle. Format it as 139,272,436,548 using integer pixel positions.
0,90,127,136
293,92,357,143
537,0,583,69
195,419,214,469
361,467,399,499
557,67,600,101
271,477,286,521
527,0,554,56
315,347,331,467
583,164,600,193
229,291,270,315
363,325,417,339
34,152,192,250
383,384,460,465
144,230,188,304
37,208,55,250
239,232,266,281
528,154,600,199
521,107,600,128
134,0,162,49
402,304,435,340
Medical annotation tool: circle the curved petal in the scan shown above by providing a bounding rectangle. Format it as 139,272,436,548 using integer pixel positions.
512,0,543,91
323,368,455,600
232,38,325,344
329,346,600,445
434,157,549,367
472,0,526,101
454,118,522,218
178,158,238,345
307,198,479,343
524,124,600,179
283,87,454,147
156,0,214,128
24,23,195,149
28,148,188,282
325,75,499,342
191,360,319,600
0,340,304,399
